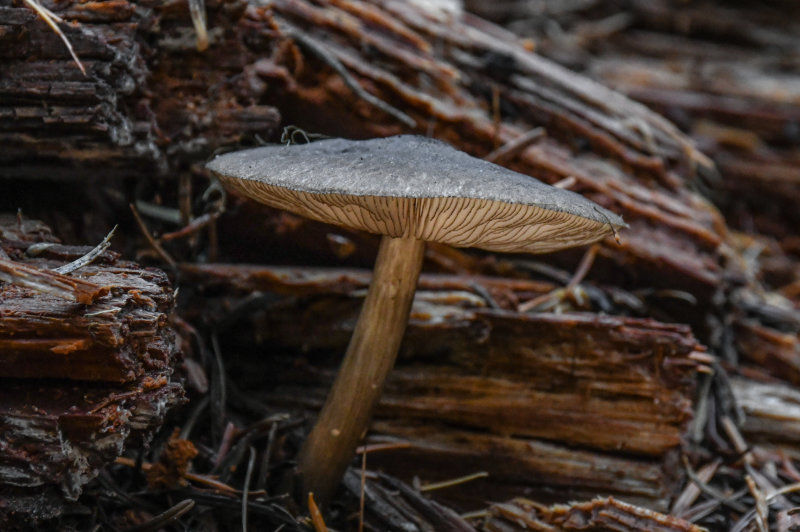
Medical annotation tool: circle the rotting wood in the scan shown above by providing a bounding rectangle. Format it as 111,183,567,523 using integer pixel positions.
0,376,184,522
4,0,800,529
0,214,184,524
2,0,728,334
475,0,800,383
181,261,700,510
0,216,178,382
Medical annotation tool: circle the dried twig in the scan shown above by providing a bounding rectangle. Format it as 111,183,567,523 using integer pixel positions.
359,449,367,532
0,257,107,304
54,225,117,274
746,475,769,532
672,459,721,517
307,493,327,532
129,204,177,267
242,447,256,532
419,471,489,492
159,213,221,242
485,127,545,163
187,0,208,51
681,455,748,513
121,499,195,532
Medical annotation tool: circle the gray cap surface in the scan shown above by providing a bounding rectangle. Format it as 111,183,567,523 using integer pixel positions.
207,135,625,253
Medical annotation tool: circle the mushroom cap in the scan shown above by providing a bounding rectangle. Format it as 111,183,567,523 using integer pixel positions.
207,135,626,254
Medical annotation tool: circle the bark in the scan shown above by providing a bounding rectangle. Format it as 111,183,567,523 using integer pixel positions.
464,0,800,421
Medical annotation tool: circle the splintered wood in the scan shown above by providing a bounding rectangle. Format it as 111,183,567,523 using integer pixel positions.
0,216,177,382
0,215,184,522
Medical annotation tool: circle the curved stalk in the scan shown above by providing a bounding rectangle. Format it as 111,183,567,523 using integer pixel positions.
296,235,425,504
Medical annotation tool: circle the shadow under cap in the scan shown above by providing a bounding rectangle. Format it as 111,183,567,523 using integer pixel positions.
207,135,627,253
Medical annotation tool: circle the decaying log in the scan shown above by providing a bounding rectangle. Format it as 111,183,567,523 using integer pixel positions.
247,0,729,323
464,0,800,406
182,262,700,510
0,214,184,523
5,0,800,528
0,0,280,180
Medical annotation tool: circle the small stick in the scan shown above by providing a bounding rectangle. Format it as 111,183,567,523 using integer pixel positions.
746,475,769,532
54,225,117,274
720,415,751,465
518,245,597,313
187,0,208,51
681,455,748,513
214,422,238,469
307,493,327,532
566,244,599,291
242,447,256,532
552,176,577,189
485,127,545,163
733,482,800,532
122,499,195,532
460,510,490,520
470,282,501,309
255,422,278,492
419,471,488,492
159,212,221,242
355,441,412,454
359,450,367,532
129,204,176,267
672,458,721,516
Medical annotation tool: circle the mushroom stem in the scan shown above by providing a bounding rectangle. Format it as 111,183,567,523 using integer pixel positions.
297,234,425,504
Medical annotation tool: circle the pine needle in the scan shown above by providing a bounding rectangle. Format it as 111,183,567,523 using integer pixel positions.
23,0,87,76
187,0,208,51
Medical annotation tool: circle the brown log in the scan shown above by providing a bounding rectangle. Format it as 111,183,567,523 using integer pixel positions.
0,0,280,180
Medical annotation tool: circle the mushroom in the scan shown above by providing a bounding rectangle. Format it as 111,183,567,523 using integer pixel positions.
206,135,626,503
